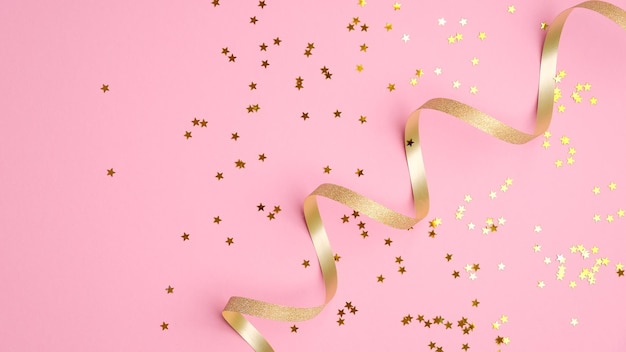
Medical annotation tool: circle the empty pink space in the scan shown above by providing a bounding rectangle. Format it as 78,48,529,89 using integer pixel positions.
1,0,625,351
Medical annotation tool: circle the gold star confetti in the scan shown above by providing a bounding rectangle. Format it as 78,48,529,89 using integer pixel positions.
541,22,549,29
377,275,385,282
387,83,396,92
165,286,174,294
258,153,267,161
302,260,310,268
249,16,258,24
358,0,367,6
213,216,222,224
384,23,393,31
228,54,236,62
225,237,234,245
211,0,219,6
359,43,368,52
235,159,246,169
356,64,364,72
355,169,364,177
393,2,401,10
181,232,190,241
231,132,240,141
478,32,487,40
100,84,109,93
258,0,266,8
471,57,479,66
471,299,480,307
106,168,115,177
358,115,367,124
508,5,516,13
273,37,281,45
290,325,299,332
295,76,304,90
215,172,224,180
184,131,192,139
384,238,393,246
160,322,169,330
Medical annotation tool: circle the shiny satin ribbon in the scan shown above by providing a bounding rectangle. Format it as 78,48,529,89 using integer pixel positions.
222,2,626,350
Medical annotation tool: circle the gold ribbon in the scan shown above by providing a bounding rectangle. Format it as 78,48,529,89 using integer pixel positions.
222,2,626,350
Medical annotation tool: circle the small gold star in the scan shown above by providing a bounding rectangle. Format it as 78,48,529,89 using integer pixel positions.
360,24,369,32
235,159,246,169
160,322,169,330
359,43,368,52
384,23,393,31
100,84,109,93
508,5,516,13
471,299,480,307
181,232,190,241
213,216,222,224
211,0,219,6
258,153,267,161
478,32,487,40
106,168,115,177
541,22,549,30
215,172,224,180
387,83,396,92
273,37,282,45
333,110,342,118
347,23,355,31
445,253,453,261
221,47,229,55
261,60,269,68
231,132,240,141
358,115,367,124
225,237,234,245
267,212,275,220
377,275,385,282
258,0,266,8
355,169,364,177
249,16,258,24
358,0,367,6
356,64,364,72
398,266,406,274
290,325,298,333
323,165,332,174
165,286,174,294
395,256,403,264
392,2,401,10
249,82,257,90
337,318,345,326
184,131,192,139
341,215,350,222
228,54,236,62
257,203,265,211
384,238,393,246
302,260,310,268
191,118,200,126
301,112,310,120
334,253,341,261
407,139,414,147
352,210,360,218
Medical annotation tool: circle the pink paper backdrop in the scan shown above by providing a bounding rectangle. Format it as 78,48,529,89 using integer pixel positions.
1,0,625,351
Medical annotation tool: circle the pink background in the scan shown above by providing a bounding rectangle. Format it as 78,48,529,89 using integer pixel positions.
1,0,626,351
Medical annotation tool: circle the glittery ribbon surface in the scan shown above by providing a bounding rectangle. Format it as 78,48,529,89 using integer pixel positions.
222,2,626,351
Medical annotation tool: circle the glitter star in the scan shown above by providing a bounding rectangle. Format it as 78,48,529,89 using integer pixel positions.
258,0,266,8
165,286,174,294
434,67,442,75
471,57,479,66
261,60,270,68
508,5,516,13
392,2,401,10
592,186,601,195
356,64,364,72
273,37,282,45
106,168,115,177
181,232,190,241
478,32,487,40
225,237,234,245
387,83,396,92
258,153,267,161
290,325,299,332
160,322,169,330
323,166,332,174
213,216,222,224
358,115,367,124
302,260,310,268
301,112,310,121
459,18,468,26
355,169,364,177
100,84,109,93
384,23,393,31
235,160,246,169
541,22,549,30
215,172,224,180
453,80,461,88
184,131,192,139
359,43,368,52
377,275,385,282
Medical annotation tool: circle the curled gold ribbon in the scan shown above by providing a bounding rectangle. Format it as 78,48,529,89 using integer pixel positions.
222,2,626,351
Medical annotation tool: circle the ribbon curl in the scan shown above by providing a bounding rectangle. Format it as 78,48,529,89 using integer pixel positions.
222,2,626,351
